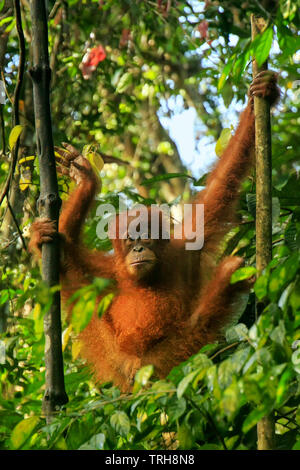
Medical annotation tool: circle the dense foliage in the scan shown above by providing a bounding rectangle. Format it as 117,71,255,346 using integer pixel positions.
0,0,299,450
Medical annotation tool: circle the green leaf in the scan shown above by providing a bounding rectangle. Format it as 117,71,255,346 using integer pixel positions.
269,253,299,301
230,266,256,284
97,293,114,318
277,24,300,57
254,273,268,300
9,125,24,150
0,16,13,27
177,421,195,449
79,433,106,450
276,367,292,406
215,128,232,157
251,27,273,67
116,72,133,93
177,370,198,399
218,56,235,91
166,397,186,422
133,364,154,392
10,416,40,449
270,320,286,346
225,323,248,342
110,411,130,437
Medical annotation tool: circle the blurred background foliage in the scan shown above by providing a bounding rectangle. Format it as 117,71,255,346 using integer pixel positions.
0,0,299,450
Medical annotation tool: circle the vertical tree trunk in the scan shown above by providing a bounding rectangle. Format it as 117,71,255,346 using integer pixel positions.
251,14,275,451
29,0,68,420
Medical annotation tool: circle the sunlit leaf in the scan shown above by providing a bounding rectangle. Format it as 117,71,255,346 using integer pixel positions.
18,155,35,165
11,417,40,450
218,56,235,91
9,125,24,150
251,27,273,67
71,339,82,360
226,323,249,342
177,370,198,398
97,293,114,318
110,411,130,437
86,151,104,172
133,364,154,393
269,253,299,301
62,325,73,352
276,367,292,406
254,273,269,300
215,128,232,157
116,72,133,93
230,266,256,284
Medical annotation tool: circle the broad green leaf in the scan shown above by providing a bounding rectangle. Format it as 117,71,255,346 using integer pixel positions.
116,72,133,93
254,273,268,300
270,320,286,346
251,27,273,67
218,56,235,91
55,436,68,450
277,24,300,56
215,128,232,157
0,16,13,27
97,293,114,318
221,382,241,417
284,221,297,251
79,433,105,450
230,266,256,284
276,367,292,406
133,364,154,392
9,125,24,150
110,411,130,437
86,151,104,172
225,323,249,342
177,421,195,449
232,50,250,80
177,370,198,398
218,359,235,389
10,416,40,449
166,397,186,422
269,253,299,301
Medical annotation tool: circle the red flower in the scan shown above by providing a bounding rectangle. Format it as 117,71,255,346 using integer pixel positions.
80,45,106,79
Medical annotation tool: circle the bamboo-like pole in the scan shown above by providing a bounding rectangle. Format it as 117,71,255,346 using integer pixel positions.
29,0,68,420
251,14,275,451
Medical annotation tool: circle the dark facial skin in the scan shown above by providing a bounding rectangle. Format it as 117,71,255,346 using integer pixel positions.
123,236,158,281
